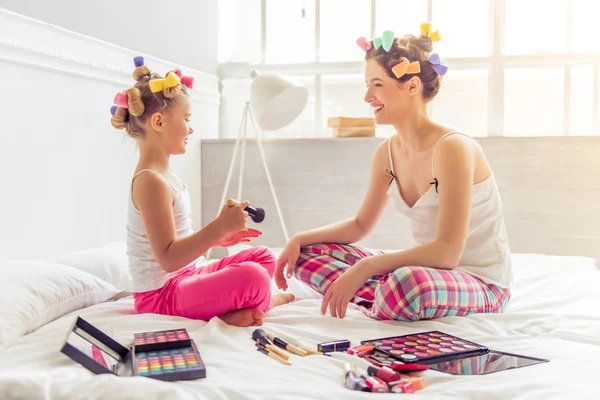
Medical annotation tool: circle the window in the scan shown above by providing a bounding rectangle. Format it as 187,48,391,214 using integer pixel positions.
217,0,261,64
218,0,600,139
266,0,315,63
504,0,568,55
375,0,427,38
321,74,372,135
504,68,565,136
431,70,489,136
432,0,489,58
320,0,371,62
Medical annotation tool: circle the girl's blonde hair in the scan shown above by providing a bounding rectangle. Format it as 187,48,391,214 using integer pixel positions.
110,57,189,138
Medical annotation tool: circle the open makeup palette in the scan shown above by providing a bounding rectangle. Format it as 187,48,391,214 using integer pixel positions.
360,330,548,376
361,330,489,364
60,317,206,381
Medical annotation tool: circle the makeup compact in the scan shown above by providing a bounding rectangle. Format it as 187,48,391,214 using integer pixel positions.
60,316,206,381
361,331,489,364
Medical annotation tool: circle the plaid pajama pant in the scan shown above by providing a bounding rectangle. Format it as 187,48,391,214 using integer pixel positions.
293,243,510,322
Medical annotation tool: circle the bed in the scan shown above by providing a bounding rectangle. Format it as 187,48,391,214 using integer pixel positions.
0,244,599,400
2,7,600,400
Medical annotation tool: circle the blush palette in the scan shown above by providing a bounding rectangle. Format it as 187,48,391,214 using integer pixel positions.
361,331,488,364
61,317,206,382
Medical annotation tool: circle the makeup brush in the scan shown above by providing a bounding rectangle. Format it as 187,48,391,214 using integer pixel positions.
257,337,289,360
252,328,273,344
252,329,289,359
256,342,291,366
265,331,309,356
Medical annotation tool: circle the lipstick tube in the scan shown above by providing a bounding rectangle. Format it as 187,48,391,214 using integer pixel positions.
317,339,351,353
367,365,400,383
347,344,375,356
363,375,389,393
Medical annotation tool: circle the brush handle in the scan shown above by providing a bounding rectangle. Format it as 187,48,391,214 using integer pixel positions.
257,347,291,365
267,332,310,356
266,343,289,360
267,351,291,365
286,343,309,356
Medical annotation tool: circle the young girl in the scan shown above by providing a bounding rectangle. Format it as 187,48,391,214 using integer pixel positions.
110,57,294,327
275,24,512,322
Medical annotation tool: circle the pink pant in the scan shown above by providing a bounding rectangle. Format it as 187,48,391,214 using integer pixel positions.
133,246,276,321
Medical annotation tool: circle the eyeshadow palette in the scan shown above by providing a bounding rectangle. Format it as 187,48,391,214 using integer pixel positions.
133,344,205,381
361,331,489,364
61,317,206,381
133,329,191,352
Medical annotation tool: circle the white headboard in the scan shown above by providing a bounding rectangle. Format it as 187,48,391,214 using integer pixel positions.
0,9,220,260
201,136,600,263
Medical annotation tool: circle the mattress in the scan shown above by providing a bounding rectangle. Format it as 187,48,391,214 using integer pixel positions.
0,252,599,400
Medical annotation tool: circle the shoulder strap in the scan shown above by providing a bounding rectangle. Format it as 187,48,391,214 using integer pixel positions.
431,131,477,180
387,137,395,175
131,169,177,193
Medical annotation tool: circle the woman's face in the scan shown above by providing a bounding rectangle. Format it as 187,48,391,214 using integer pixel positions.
363,58,420,125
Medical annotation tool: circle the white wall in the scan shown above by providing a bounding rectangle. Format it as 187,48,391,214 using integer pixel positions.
0,0,218,75
0,8,220,260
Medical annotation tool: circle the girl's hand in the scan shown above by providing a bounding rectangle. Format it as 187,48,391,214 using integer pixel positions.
218,228,262,247
215,199,249,234
274,237,301,291
321,260,370,319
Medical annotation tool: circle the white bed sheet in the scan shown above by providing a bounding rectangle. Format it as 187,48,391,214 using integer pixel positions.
0,252,599,400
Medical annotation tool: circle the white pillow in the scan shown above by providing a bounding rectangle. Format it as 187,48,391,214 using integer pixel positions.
55,241,132,291
0,260,121,349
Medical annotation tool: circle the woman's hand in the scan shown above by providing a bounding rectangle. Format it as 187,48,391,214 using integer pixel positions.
274,237,301,291
321,259,371,319
218,228,262,247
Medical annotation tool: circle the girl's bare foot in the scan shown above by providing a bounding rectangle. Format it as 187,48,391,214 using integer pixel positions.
273,293,295,307
220,308,264,327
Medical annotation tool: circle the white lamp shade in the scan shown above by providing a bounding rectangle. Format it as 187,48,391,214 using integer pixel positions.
250,73,309,131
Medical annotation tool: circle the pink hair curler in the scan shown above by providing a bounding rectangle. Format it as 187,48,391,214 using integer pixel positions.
181,76,194,89
114,91,128,108
356,36,372,52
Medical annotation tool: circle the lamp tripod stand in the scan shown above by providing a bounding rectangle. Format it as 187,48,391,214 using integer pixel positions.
207,102,290,259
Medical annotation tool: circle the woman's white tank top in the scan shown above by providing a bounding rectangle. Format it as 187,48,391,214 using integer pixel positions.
386,132,513,288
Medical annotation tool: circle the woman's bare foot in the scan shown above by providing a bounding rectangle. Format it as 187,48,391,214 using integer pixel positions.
220,308,264,327
273,293,295,307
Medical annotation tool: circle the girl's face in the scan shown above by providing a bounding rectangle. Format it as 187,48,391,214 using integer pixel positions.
363,59,421,125
158,98,194,155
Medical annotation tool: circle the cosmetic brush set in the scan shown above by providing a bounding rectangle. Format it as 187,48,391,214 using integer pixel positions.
251,328,328,365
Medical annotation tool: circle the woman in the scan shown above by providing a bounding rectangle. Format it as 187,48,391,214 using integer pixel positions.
274,24,513,322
